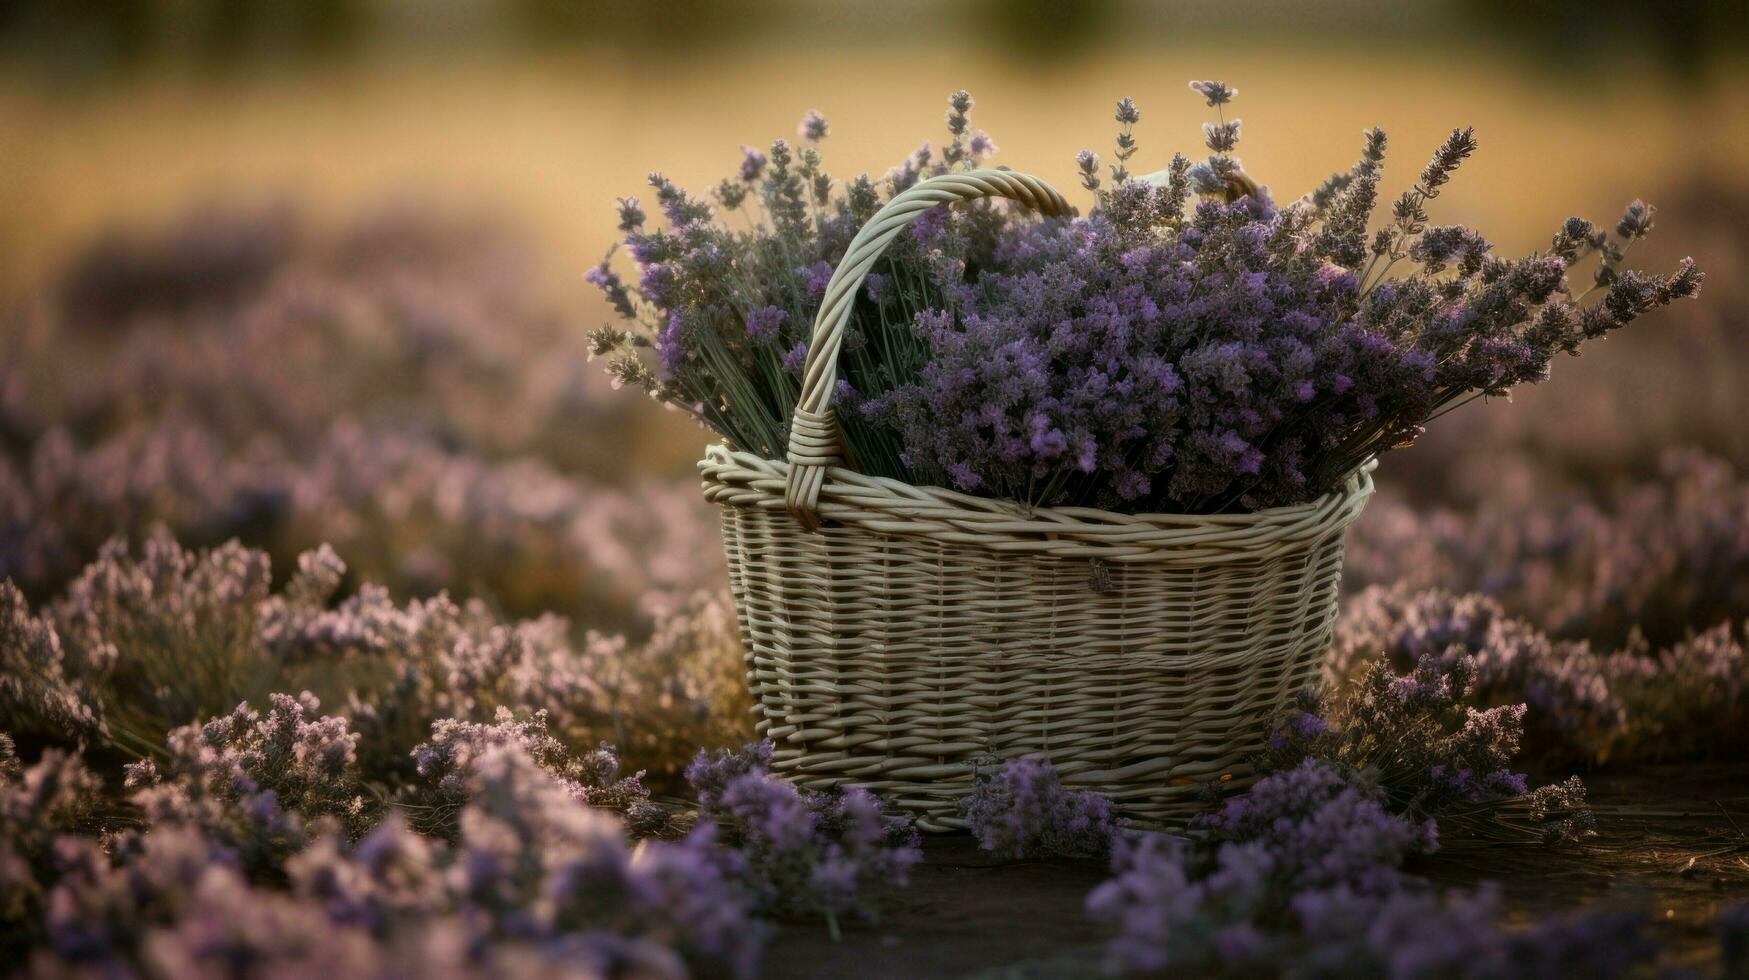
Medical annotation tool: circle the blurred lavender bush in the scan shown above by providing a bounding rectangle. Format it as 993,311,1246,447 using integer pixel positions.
1,205,717,631
0,534,748,784
1329,583,1748,765
0,537,931,974
1349,450,1749,653
13,740,769,978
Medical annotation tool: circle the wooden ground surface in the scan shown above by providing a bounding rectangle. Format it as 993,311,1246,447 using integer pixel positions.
760,764,1749,978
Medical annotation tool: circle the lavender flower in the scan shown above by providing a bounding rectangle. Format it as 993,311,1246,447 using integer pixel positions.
1191,759,1436,893
798,110,830,143
586,90,1025,469
1110,97,1141,183
959,755,1117,860
1188,79,1237,107
1332,586,1624,751
0,582,102,741
1086,836,1280,974
409,708,665,837
442,744,765,976
1,748,102,929
743,304,788,345
126,692,371,872
1077,149,1101,192
687,741,920,926
596,81,1698,514
1088,822,1632,976
1274,650,1596,843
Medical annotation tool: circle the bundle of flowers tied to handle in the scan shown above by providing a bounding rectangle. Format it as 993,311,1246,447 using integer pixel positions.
589,82,1701,829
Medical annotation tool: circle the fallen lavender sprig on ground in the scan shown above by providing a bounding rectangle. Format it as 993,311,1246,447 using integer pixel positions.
1087,753,1637,976
960,755,1117,860
686,741,920,934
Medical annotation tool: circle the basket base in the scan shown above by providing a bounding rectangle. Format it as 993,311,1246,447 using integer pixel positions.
766,752,1264,833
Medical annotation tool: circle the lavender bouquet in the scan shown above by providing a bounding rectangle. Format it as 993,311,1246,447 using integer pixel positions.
591,82,1701,514
588,93,1016,479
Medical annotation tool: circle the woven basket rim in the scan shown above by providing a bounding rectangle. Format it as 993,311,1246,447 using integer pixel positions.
701,444,1376,564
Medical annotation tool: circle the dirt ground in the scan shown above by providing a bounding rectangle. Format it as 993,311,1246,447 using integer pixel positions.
760,764,1749,979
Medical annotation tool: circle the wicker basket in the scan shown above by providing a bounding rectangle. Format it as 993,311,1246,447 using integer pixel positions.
699,169,1376,830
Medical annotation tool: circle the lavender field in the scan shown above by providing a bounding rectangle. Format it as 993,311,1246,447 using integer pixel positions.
4,7,1749,978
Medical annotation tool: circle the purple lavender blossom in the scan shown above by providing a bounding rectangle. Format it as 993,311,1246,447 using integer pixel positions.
1275,648,1596,843
1333,586,1624,750
410,708,664,836
687,741,920,923
1188,79,1237,107
743,304,788,345
797,110,830,143
861,192,1441,511
959,755,1117,860
737,146,767,183
126,691,371,872
1086,836,1278,974
797,260,835,300
1192,759,1436,894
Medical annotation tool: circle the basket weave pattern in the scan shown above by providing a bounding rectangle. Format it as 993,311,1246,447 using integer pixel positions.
700,169,1376,829
704,447,1373,830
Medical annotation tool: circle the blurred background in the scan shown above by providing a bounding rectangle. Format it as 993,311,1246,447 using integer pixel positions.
3,0,1747,635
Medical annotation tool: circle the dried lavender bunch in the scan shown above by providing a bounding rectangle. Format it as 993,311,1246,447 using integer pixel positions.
1191,759,1438,894
434,745,763,975
959,755,1117,860
1604,621,1749,761
46,535,282,760
1087,757,1437,973
1089,844,1663,980
860,81,1702,513
0,583,103,744
588,95,1020,476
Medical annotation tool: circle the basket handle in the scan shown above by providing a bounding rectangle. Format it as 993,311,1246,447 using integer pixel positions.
784,168,1074,530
